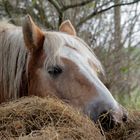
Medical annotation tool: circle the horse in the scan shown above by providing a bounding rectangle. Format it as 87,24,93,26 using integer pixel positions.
0,15,127,130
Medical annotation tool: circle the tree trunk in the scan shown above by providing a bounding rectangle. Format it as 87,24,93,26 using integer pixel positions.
113,0,124,95
114,0,121,50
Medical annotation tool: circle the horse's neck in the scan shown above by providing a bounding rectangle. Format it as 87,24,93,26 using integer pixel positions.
0,25,28,102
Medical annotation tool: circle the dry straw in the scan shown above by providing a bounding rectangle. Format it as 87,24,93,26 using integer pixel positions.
0,96,140,140
0,96,103,140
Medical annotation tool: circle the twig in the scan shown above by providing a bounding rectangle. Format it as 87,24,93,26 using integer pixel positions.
77,0,140,27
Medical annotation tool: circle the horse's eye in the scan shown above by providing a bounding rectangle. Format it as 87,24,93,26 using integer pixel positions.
48,66,62,77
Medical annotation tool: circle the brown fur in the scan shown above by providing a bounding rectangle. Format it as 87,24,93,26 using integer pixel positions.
22,15,45,51
0,22,100,105
59,20,76,36
27,49,97,109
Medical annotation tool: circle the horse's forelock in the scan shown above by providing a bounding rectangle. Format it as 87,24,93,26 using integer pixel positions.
43,32,104,75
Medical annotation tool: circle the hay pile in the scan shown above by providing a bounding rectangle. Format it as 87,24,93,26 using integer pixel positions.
0,96,103,140
0,96,140,140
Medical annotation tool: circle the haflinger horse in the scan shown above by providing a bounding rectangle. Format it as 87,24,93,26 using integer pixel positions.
0,15,127,130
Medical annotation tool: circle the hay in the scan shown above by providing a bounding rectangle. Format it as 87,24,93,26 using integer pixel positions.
0,96,140,140
105,110,140,140
0,96,103,140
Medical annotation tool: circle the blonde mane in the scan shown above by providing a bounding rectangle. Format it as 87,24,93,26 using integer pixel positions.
0,22,27,101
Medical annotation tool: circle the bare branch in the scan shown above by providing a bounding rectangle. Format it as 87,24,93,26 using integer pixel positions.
48,0,63,26
33,0,53,29
62,0,94,11
48,0,61,14
2,0,15,24
77,0,140,27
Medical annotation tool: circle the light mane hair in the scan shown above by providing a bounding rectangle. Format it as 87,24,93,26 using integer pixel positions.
0,22,27,101
43,32,104,74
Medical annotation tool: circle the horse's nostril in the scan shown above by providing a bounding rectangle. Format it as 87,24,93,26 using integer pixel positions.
122,113,127,122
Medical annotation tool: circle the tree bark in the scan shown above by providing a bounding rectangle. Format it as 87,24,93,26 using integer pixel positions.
114,0,121,49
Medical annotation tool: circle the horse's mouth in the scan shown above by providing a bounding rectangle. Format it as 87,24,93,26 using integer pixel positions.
97,111,128,131
98,111,115,131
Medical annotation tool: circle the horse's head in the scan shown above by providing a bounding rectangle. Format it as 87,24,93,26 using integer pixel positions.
22,15,127,130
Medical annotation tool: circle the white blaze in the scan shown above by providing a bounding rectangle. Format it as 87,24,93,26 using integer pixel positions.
61,45,119,111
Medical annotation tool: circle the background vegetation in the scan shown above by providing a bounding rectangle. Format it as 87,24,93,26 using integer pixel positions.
0,0,140,109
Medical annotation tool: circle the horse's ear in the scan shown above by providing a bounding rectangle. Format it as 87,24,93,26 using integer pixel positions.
59,20,76,36
22,15,45,51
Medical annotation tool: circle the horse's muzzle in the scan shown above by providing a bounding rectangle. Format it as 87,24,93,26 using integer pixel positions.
84,103,128,131
97,110,128,131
